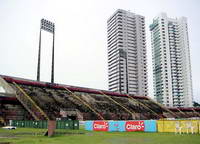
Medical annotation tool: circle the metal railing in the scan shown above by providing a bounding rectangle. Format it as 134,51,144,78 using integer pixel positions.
13,82,49,121
63,87,105,120
99,91,136,118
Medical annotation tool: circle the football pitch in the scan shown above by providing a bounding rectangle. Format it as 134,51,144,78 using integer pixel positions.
0,127,200,144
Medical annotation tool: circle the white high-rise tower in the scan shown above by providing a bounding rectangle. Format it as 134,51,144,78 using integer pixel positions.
107,9,148,96
150,13,193,107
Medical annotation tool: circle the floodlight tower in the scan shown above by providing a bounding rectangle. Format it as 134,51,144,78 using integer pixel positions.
37,19,55,83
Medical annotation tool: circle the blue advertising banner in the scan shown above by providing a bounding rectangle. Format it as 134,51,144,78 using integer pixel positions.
85,121,93,131
108,121,125,131
144,120,157,132
85,120,157,132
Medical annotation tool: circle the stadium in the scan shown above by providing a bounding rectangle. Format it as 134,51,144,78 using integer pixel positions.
1,74,200,144
1,2,200,143
1,75,200,124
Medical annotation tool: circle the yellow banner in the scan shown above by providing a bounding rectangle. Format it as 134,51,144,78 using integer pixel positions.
157,120,200,133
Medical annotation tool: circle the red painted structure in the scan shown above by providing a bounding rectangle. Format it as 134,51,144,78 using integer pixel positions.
1,75,148,100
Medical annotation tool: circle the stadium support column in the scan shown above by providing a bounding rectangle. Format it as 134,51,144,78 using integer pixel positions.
37,29,42,81
51,31,55,83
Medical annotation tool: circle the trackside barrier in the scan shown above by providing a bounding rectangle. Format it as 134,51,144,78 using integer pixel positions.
108,121,125,132
85,120,157,132
85,121,93,131
144,120,157,132
11,120,79,130
157,120,200,133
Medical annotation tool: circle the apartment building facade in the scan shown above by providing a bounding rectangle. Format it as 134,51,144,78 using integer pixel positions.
150,13,193,107
107,9,148,96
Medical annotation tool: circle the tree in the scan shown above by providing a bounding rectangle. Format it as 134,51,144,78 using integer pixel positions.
193,101,200,107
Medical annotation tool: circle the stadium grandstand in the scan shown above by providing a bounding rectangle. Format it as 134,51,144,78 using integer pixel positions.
0,75,199,125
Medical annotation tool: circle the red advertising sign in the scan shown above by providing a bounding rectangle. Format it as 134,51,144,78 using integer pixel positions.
125,121,145,131
93,121,109,131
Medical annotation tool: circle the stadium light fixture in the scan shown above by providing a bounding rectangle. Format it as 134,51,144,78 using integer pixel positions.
37,18,55,83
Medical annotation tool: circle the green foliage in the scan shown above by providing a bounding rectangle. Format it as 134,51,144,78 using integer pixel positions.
0,128,200,144
193,101,200,107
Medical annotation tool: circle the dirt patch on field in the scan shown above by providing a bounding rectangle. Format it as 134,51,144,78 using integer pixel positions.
0,142,11,144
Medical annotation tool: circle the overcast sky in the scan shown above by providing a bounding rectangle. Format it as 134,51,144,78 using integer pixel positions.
0,0,199,102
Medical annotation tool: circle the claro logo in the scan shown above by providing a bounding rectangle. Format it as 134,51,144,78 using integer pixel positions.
93,121,109,131
125,121,145,131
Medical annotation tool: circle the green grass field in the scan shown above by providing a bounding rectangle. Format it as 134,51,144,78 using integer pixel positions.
0,127,200,144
